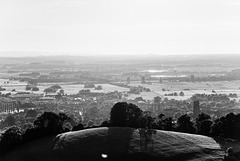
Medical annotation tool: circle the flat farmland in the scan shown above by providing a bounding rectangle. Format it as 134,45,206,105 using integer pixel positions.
127,81,240,100
0,79,129,95
2,78,240,101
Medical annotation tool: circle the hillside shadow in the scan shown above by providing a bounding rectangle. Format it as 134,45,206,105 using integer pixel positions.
138,128,157,152
103,127,134,161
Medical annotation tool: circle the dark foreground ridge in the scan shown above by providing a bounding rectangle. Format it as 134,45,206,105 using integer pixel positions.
1,127,223,161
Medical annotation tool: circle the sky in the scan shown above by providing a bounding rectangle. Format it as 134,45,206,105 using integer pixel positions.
0,0,240,56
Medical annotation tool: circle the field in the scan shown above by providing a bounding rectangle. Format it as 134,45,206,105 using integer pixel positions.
0,79,129,95
128,81,240,100
2,78,240,101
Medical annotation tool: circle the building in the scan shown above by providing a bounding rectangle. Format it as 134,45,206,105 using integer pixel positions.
190,74,195,82
127,77,131,84
159,77,163,83
141,76,146,84
193,100,200,118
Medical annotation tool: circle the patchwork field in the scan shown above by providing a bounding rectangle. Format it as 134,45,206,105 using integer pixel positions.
0,79,129,95
1,78,240,101
128,81,240,100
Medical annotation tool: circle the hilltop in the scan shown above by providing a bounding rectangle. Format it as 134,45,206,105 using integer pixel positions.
1,127,224,161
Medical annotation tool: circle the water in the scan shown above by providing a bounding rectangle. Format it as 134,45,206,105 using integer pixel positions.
143,70,167,73
151,75,188,78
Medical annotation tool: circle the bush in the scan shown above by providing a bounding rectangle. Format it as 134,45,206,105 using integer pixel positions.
72,123,84,131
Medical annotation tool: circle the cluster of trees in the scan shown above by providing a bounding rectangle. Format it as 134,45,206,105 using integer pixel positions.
164,91,184,96
229,93,238,98
0,87,6,91
191,93,231,102
109,102,197,133
84,82,95,88
44,84,62,93
0,112,72,156
128,86,151,94
25,85,39,91
94,85,102,90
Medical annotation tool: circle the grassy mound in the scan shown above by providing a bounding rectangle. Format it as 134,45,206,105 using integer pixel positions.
1,127,224,161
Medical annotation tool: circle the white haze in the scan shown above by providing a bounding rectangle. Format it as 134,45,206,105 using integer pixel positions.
0,0,240,56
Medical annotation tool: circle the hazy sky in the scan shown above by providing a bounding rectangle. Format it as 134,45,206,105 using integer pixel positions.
0,0,240,56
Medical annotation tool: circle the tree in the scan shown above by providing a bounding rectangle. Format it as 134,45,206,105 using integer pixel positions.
50,84,62,90
177,114,196,134
95,85,102,90
179,91,184,96
59,89,64,95
153,96,161,103
31,86,39,91
198,119,213,136
33,112,68,135
72,123,84,131
101,121,110,127
126,103,142,128
139,111,154,129
210,118,223,137
210,113,240,139
156,113,165,130
196,113,211,133
110,102,142,128
110,102,128,127
162,117,174,131
44,87,56,93
135,97,145,102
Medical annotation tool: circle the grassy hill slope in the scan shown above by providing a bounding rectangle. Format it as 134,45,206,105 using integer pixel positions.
1,127,224,161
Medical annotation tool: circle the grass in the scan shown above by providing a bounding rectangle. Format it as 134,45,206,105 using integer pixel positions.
1,127,225,161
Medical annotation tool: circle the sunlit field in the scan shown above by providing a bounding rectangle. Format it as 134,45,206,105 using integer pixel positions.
2,78,240,101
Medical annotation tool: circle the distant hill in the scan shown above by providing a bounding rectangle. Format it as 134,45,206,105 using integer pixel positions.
0,127,224,161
